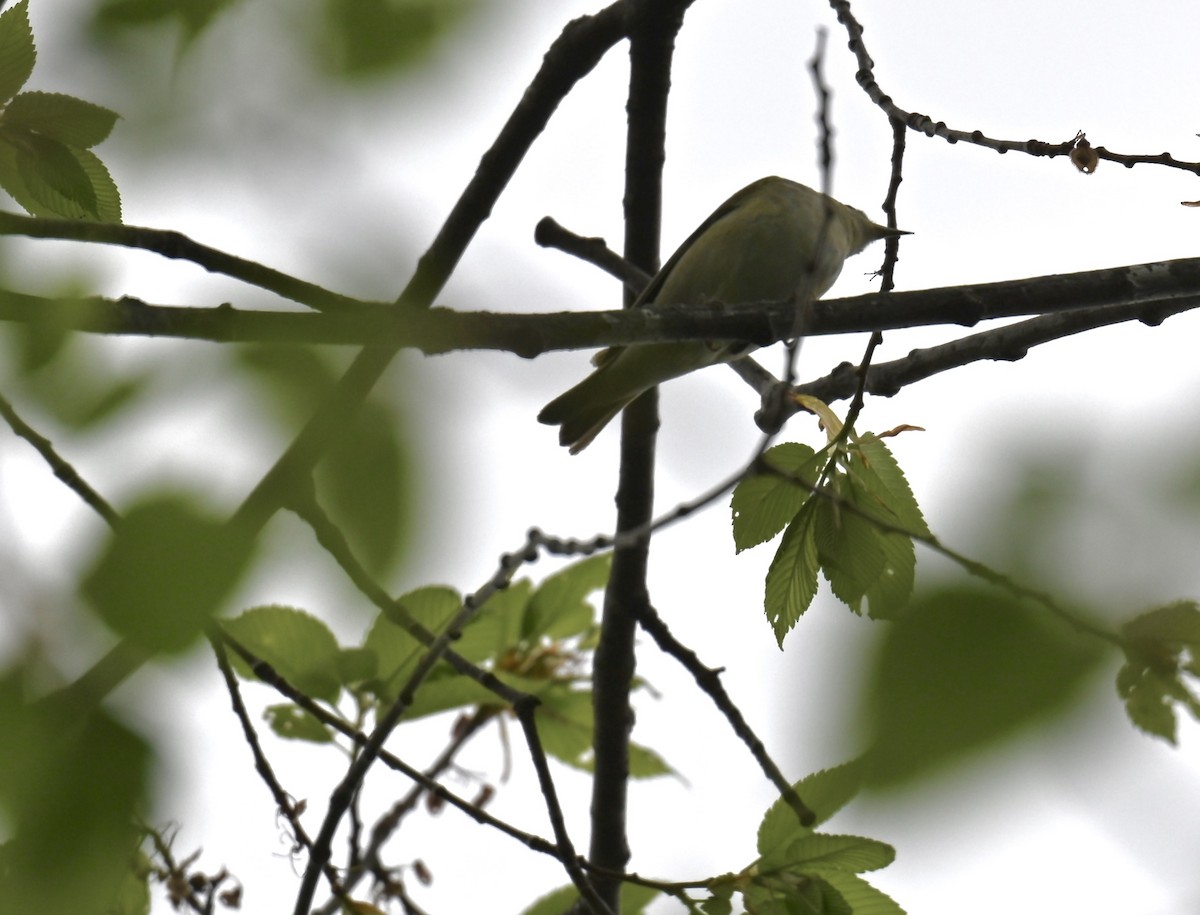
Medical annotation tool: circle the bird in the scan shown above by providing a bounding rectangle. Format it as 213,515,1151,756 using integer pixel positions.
537,176,908,453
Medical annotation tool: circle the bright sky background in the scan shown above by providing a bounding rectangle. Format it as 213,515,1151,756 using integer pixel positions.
3,1,1200,913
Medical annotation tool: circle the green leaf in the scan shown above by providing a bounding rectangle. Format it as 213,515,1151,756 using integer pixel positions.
223,605,342,703
84,496,254,654
93,0,243,49
525,554,611,640
263,703,335,743
16,131,96,213
455,580,532,665
850,436,930,538
861,587,1104,787
815,496,886,614
336,646,378,686
627,740,673,779
758,760,865,860
0,671,149,914
531,686,593,768
0,1,34,105
319,0,480,79
4,91,120,148
0,129,121,220
744,874,851,915
238,346,411,574
818,873,906,915
764,499,821,646
779,834,894,876
732,442,821,552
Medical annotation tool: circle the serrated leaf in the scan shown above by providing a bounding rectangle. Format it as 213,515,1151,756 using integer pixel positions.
627,740,673,779
779,834,894,875
264,703,335,743
818,873,906,915
861,587,1103,787
744,874,851,915
4,91,120,147
0,129,120,220
525,553,610,640
15,131,96,215
223,605,342,703
0,1,35,105
815,496,887,614
1122,600,1200,644
758,760,865,859
765,500,821,646
861,531,915,622
849,436,930,538
84,496,255,654
732,442,821,552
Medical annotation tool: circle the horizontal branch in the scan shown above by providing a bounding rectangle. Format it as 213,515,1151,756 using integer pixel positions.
2,257,1199,357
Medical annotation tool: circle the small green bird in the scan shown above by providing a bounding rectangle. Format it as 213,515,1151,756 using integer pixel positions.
538,176,907,453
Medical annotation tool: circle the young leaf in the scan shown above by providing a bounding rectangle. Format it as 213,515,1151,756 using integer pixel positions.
764,499,821,646
777,834,895,876
525,553,611,640
849,435,930,538
758,760,865,860
732,442,821,552
817,873,906,915
815,495,887,614
0,0,34,106
1117,601,1200,742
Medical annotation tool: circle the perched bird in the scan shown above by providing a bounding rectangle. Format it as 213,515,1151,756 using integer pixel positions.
538,176,908,453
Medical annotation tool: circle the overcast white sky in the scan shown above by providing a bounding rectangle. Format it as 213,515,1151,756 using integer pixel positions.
3,1,1200,913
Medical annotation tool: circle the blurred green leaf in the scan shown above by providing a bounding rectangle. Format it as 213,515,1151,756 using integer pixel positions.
93,0,243,47
861,587,1104,787
0,1,34,106
238,346,412,575
84,495,255,654
223,604,342,703
4,91,120,148
319,0,480,79
0,670,150,914
731,442,821,552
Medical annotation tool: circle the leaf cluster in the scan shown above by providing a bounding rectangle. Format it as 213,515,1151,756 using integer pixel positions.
0,2,121,221
222,554,671,777
732,426,928,646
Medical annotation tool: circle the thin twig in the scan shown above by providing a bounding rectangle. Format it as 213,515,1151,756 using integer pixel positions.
0,212,368,313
